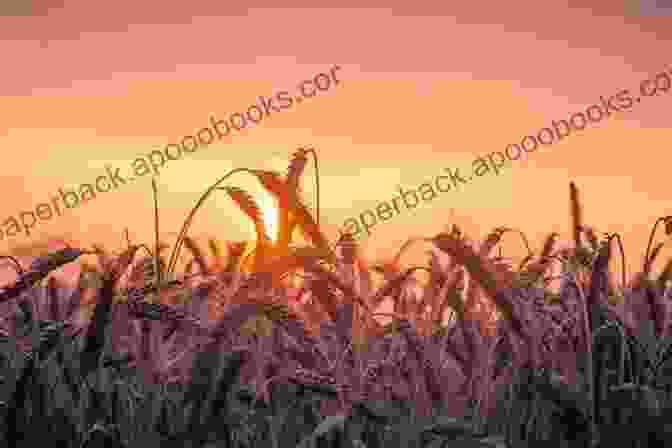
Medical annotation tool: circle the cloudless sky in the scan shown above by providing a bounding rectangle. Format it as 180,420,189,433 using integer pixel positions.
0,0,671,285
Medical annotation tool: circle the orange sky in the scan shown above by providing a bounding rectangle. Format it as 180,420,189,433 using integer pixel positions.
1,0,671,284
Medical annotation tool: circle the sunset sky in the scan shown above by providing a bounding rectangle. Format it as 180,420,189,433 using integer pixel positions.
0,0,671,283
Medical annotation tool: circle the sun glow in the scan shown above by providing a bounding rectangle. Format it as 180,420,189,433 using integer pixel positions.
255,193,280,243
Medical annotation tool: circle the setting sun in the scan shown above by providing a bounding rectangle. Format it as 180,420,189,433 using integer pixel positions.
254,193,280,242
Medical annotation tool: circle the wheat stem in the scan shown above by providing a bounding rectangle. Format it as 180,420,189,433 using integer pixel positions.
303,147,321,229
167,168,259,274
151,178,162,287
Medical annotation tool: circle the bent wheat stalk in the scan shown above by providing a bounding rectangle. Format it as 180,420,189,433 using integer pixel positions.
166,167,263,274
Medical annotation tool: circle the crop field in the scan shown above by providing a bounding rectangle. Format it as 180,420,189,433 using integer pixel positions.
1,148,672,448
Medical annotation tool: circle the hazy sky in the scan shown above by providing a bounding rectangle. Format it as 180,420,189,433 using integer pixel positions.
0,0,671,283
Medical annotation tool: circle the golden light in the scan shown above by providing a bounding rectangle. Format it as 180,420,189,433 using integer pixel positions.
254,192,280,243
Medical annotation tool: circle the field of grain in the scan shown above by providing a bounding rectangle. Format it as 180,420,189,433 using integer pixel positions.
0,148,670,447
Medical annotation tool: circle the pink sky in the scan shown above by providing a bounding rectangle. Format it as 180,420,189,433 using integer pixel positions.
0,0,671,285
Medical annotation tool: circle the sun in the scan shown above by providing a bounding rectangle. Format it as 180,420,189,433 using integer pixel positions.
255,193,280,243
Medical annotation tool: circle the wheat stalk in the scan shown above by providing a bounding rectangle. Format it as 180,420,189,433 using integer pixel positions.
166,167,262,274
